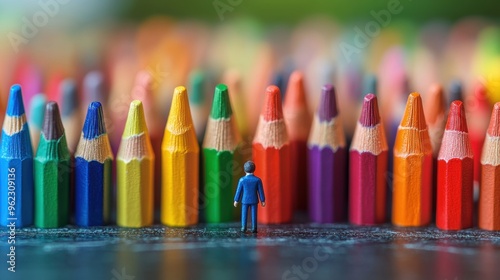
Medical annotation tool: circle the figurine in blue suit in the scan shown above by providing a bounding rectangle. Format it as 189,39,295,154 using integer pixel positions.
234,161,266,233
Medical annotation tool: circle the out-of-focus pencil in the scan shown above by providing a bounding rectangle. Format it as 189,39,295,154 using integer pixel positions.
479,102,500,231
74,102,113,226
436,101,473,230
425,84,446,158
392,92,433,227
60,79,81,153
283,71,311,211
448,79,463,105
34,102,70,228
253,85,291,224
0,85,33,227
308,85,347,223
189,70,210,143
203,84,241,223
29,93,47,152
117,100,154,228
349,94,388,225
161,86,199,227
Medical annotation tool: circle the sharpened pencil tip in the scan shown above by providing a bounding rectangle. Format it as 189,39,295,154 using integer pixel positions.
318,84,338,121
42,102,65,140
425,83,445,124
446,101,468,132
359,94,381,127
210,84,232,119
82,101,106,139
166,86,196,133
7,84,26,116
123,100,148,138
262,85,283,121
488,102,500,136
400,92,427,130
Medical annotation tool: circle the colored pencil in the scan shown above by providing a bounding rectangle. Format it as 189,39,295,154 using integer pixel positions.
189,70,210,143
283,71,311,211
223,69,250,141
392,92,433,227
479,102,500,231
468,82,491,185
0,85,33,227
29,93,47,153
117,100,154,228
34,102,71,228
349,93,388,225
253,85,291,224
60,79,81,153
74,102,113,226
308,84,347,223
425,84,446,158
436,101,473,230
203,84,241,223
161,86,199,227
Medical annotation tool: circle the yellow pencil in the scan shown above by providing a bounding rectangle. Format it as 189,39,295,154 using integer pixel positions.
117,100,154,227
161,86,199,227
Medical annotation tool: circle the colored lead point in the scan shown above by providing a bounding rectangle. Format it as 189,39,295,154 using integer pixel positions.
479,103,500,230
203,84,241,223
0,85,34,227
308,85,347,223
74,102,113,226
349,94,388,225
161,86,199,227
117,100,154,228
392,92,433,227
436,101,473,230
253,85,291,224
34,102,71,228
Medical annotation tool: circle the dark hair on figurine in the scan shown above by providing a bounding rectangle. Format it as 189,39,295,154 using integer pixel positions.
244,161,255,173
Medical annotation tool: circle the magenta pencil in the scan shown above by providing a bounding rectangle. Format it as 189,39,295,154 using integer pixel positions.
308,84,347,223
349,94,388,225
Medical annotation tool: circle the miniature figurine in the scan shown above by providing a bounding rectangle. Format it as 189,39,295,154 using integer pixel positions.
234,161,266,233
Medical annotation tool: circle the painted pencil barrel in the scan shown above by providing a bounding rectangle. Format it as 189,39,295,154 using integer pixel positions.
117,100,154,228
253,143,292,223
161,86,199,227
349,151,388,225
0,85,34,227
308,146,346,223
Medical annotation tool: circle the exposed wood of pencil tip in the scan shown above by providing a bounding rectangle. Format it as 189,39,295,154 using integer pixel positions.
351,94,387,155
254,85,288,149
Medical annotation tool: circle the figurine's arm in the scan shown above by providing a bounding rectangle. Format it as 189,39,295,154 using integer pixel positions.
234,179,243,207
257,179,265,207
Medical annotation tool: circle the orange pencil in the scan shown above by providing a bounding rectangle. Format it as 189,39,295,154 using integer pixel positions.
479,102,500,230
283,71,311,211
253,85,291,224
392,93,433,227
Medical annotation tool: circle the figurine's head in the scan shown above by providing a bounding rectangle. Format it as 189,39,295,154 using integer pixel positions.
244,161,256,174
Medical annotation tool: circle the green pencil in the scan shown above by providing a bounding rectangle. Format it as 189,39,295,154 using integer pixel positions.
34,102,71,228
202,84,241,223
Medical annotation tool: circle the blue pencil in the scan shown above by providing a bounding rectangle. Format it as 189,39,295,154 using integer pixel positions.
0,85,34,227
74,102,113,226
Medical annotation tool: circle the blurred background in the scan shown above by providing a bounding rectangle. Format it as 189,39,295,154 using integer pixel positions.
1,0,500,170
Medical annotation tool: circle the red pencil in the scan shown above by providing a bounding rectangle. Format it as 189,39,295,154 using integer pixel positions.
253,85,291,224
436,101,473,230
283,71,311,211
349,94,388,225
479,102,500,231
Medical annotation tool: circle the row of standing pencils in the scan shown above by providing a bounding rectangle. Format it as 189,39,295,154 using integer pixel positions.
1,68,499,231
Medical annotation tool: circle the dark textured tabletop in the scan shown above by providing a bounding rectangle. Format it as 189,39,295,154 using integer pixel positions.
1,221,500,280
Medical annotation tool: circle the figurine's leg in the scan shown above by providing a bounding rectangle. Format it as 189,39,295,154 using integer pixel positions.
251,204,258,233
241,204,248,232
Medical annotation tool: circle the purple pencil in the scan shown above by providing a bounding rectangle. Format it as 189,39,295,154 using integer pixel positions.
308,85,347,223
